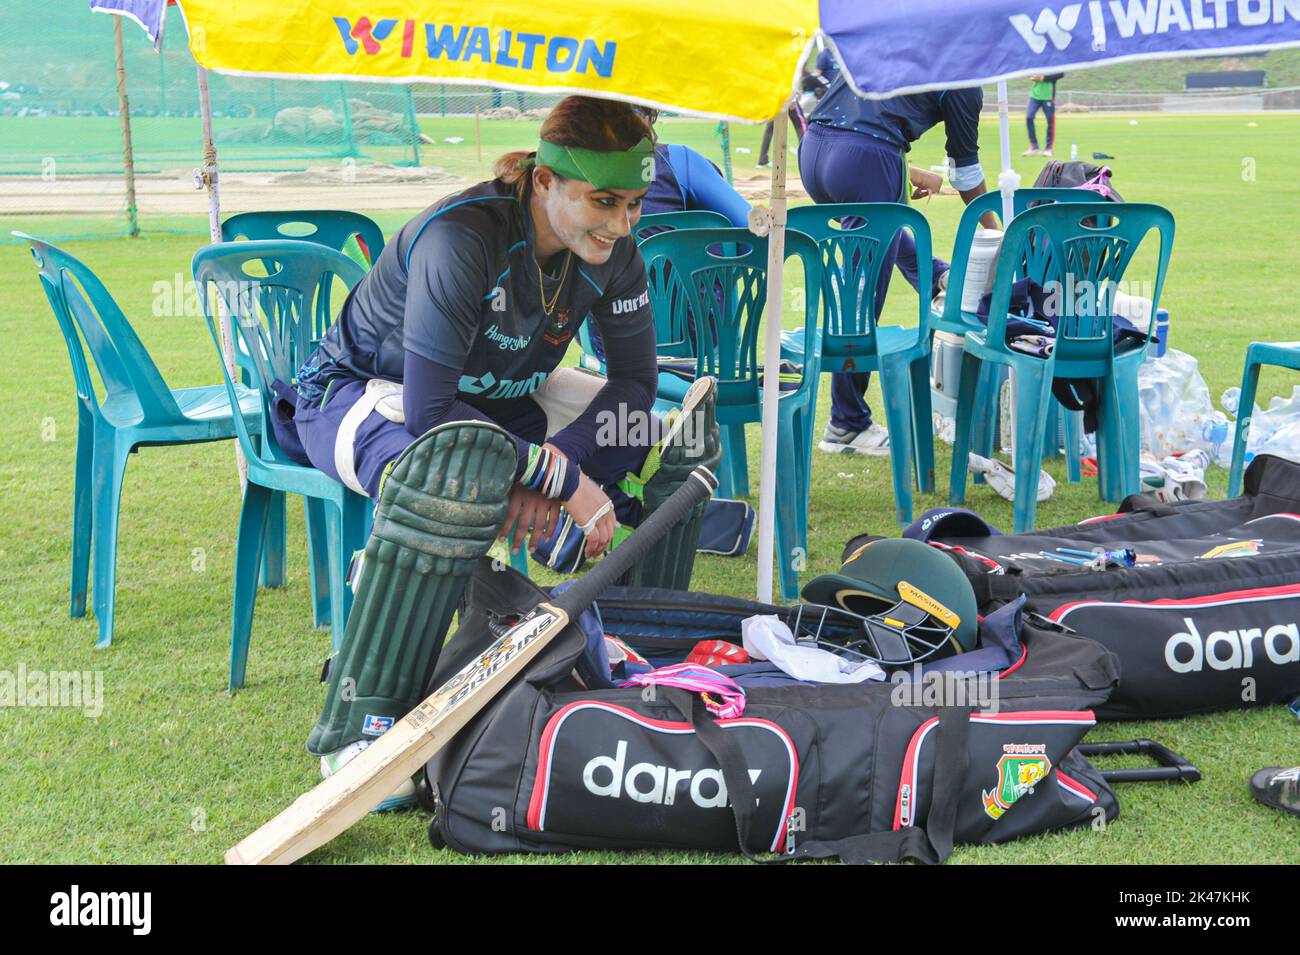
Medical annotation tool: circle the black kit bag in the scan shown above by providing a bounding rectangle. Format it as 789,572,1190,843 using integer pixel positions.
1032,160,1123,204
910,455,1300,721
421,559,1120,862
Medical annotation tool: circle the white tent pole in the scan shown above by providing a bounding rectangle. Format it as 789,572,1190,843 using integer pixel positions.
196,63,248,487
754,102,790,604
996,80,1019,225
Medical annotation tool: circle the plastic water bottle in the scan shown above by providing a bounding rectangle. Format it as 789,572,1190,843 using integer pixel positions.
1202,414,1230,463
1070,143,1079,161
1221,387,1241,416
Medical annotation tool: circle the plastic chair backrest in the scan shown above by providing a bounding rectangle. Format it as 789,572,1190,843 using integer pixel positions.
638,227,822,409
223,210,383,344
786,203,933,356
983,202,1174,364
192,240,366,463
16,231,186,425
222,210,386,263
634,210,732,245
941,188,1101,327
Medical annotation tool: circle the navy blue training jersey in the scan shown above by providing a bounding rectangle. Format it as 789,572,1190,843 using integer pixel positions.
297,179,653,406
808,76,983,167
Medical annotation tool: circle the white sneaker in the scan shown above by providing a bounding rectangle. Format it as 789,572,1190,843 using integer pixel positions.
930,269,950,313
1042,149,1054,158
819,422,891,456
321,739,418,813
1022,147,1039,157
1160,454,1207,500
968,453,1055,503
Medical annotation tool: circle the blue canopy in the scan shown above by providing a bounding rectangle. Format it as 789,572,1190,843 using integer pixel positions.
823,0,1300,98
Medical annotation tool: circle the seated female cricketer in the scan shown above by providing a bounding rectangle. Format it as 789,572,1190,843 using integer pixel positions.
283,96,720,802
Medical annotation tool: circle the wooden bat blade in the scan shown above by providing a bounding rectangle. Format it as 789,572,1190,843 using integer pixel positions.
226,603,568,865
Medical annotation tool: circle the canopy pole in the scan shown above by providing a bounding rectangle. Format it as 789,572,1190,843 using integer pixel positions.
754,103,790,604
113,17,140,238
196,63,247,487
996,80,1019,225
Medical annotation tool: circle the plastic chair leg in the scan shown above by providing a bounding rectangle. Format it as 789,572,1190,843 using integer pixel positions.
1064,409,1082,483
327,493,371,651
971,363,1003,484
1011,362,1055,533
70,407,94,619
304,496,331,629
722,423,749,499
1042,399,1063,461
1228,357,1262,498
259,490,287,589
908,355,936,495
775,439,804,603
323,501,350,650
878,360,915,527
792,403,813,550
229,482,273,692
1098,365,1143,502
948,351,985,506
90,432,130,649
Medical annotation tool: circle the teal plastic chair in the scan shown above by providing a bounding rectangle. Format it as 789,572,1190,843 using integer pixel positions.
936,188,1102,484
16,232,263,649
221,210,385,623
1228,342,1300,496
948,202,1174,532
784,203,936,527
222,210,385,265
193,240,374,690
638,227,823,600
577,209,731,378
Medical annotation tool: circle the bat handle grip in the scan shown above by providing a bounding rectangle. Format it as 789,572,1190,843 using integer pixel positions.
553,465,717,619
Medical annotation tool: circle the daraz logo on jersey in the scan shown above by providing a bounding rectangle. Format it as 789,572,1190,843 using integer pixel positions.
1009,1,1300,55
459,370,549,399
333,16,618,78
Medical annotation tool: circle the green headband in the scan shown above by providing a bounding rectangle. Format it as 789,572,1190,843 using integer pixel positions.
534,137,655,191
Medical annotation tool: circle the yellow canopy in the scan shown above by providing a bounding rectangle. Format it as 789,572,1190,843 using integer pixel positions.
180,0,820,122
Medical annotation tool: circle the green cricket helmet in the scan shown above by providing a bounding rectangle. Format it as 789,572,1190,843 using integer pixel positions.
800,537,979,666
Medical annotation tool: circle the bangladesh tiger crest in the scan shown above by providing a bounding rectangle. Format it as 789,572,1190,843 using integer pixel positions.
982,744,1052,820
543,307,574,346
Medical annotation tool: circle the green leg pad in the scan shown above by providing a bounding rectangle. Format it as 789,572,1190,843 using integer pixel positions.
307,421,516,756
620,386,722,591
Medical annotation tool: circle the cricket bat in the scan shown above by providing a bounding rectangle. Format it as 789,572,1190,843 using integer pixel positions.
226,378,718,865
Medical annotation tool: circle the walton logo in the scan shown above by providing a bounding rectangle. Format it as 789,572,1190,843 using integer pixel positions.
1010,3,1083,53
1011,1,1300,55
583,740,762,808
333,17,618,77
1165,616,1300,674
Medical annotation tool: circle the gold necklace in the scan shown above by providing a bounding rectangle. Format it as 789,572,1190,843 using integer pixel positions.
538,251,572,316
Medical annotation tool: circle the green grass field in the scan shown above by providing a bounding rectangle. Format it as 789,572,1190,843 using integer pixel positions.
1,111,1298,864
